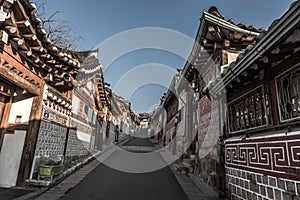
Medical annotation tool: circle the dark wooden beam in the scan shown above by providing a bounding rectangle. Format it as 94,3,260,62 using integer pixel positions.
0,65,39,95
2,44,42,85
17,82,45,186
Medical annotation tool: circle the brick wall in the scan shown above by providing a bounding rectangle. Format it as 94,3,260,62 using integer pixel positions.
226,166,300,199
225,132,300,199
65,129,89,157
35,121,67,157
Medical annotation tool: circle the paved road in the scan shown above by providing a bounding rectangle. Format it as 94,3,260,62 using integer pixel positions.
0,188,34,200
59,137,189,200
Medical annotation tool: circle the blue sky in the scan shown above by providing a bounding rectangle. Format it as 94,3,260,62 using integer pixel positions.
42,0,294,114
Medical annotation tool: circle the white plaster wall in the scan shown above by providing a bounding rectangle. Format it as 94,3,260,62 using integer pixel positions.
0,131,26,187
88,107,93,123
92,111,97,125
8,98,33,124
72,95,79,115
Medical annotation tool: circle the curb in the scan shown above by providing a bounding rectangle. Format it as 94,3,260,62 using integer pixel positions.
18,136,131,200
18,151,101,200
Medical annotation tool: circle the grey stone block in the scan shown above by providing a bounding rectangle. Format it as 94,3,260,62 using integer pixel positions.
287,181,296,193
233,169,237,176
242,189,247,199
260,185,266,196
274,190,282,200
237,187,242,196
267,187,273,199
262,175,268,184
244,180,250,190
293,194,300,200
253,193,258,200
297,183,300,196
256,174,262,183
268,177,277,187
282,192,293,200
242,171,246,179
278,179,286,190
250,183,259,193
247,172,251,180
250,174,256,183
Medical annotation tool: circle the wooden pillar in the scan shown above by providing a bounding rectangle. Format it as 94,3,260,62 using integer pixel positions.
17,82,45,186
0,91,13,151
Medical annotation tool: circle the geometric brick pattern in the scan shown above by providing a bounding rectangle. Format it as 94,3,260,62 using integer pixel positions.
35,121,67,157
226,166,300,200
225,133,300,181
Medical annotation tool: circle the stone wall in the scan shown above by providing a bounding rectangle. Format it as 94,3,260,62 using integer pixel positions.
65,129,89,157
35,121,67,157
226,166,300,199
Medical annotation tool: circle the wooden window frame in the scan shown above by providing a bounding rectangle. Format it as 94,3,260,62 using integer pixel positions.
227,85,270,134
275,63,300,123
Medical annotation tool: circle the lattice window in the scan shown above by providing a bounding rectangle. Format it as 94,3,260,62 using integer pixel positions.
276,66,300,122
228,86,270,133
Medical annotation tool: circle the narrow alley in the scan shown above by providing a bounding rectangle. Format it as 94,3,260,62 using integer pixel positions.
33,133,217,200
0,1,300,200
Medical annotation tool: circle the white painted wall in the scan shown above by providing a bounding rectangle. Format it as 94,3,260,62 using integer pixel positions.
72,95,79,115
0,131,26,187
8,98,33,124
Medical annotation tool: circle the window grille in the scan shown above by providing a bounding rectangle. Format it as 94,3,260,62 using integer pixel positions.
228,86,270,133
276,66,300,122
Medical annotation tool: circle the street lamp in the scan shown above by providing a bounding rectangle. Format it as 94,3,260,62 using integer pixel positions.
191,74,199,91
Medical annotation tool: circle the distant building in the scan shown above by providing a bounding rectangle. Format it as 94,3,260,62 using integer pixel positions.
139,113,150,129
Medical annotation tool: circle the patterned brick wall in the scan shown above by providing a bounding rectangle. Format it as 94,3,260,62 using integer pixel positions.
226,166,300,199
35,121,67,157
65,129,89,157
225,132,300,199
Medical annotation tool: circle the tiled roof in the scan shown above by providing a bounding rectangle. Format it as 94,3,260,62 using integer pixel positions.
212,0,300,93
208,6,266,33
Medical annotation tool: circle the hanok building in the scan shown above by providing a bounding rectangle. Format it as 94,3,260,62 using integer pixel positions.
112,94,134,137
211,1,300,199
150,6,265,196
177,6,265,195
159,73,182,152
64,49,108,162
0,0,110,187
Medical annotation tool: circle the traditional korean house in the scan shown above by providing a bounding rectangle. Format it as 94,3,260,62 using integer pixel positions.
0,0,112,187
150,6,265,196
176,6,264,195
211,1,300,199
0,0,82,187
110,93,122,142
95,74,112,149
64,49,107,163
139,112,150,129
112,94,133,138
160,74,181,151
150,104,165,144
103,83,113,143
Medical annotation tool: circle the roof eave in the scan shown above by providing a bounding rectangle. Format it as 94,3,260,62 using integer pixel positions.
212,0,300,94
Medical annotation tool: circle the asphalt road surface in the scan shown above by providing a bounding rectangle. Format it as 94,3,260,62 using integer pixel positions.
59,137,189,200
